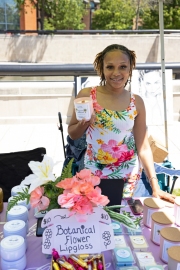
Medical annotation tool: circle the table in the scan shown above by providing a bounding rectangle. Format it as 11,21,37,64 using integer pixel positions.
0,200,173,270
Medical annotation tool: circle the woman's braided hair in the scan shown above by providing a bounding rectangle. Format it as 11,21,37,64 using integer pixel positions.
93,44,136,87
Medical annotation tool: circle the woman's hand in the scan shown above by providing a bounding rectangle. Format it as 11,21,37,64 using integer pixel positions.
152,186,176,203
78,112,96,126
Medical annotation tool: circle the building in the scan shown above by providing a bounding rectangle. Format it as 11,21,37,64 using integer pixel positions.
0,0,100,32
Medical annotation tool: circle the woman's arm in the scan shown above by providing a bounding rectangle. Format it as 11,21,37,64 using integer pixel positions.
68,88,95,140
133,95,175,203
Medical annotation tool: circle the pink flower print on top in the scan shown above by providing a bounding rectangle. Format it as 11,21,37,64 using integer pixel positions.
101,139,128,158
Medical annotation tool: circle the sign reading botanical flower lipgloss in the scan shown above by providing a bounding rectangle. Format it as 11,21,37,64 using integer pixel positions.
41,207,115,255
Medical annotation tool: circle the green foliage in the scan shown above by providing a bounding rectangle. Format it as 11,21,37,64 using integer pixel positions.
7,158,74,212
142,0,180,29
14,0,86,30
7,187,30,213
92,0,136,30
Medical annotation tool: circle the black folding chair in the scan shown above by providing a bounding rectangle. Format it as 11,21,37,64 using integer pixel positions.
0,147,46,202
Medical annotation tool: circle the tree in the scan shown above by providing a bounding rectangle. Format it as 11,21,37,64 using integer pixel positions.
14,0,87,30
91,0,136,30
142,0,180,29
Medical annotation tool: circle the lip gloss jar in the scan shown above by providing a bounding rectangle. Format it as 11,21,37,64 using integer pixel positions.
159,227,180,263
151,211,175,245
74,97,93,121
143,198,165,228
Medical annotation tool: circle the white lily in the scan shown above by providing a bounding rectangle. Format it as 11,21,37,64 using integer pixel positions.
21,155,56,194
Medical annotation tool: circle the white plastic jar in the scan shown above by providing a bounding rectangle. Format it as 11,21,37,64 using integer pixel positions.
159,227,180,263
151,211,174,245
11,185,27,197
1,254,26,270
0,235,26,261
7,205,29,233
143,198,165,228
8,196,30,210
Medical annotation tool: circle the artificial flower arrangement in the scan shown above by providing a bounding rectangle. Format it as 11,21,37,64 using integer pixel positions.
7,155,142,230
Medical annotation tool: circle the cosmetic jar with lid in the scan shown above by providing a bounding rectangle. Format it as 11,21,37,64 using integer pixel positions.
159,227,180,263
0,235,26,261
7,205,29,233
174,196,180,226
74,97,93,121
8,196,30,210
168,245,180,270
143,198,165,228
114,235,127,248
3,219,27,248
1,254,26,270
151,211,174,245
11,185,27,197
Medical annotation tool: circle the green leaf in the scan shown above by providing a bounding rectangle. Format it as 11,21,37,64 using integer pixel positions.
7,187,30,213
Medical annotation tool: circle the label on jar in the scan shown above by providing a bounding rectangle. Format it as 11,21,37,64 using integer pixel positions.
75,103,91,121
147,208,155,227
162,240,180,262
153,223,164,244
116,249,130,258
132,236,145,245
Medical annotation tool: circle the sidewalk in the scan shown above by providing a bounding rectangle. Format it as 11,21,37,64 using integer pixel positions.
0,121,180,188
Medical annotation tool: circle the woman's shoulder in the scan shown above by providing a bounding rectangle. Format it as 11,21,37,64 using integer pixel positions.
77,86,97,98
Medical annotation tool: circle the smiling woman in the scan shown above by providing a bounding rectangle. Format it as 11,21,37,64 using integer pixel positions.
68,43,176,205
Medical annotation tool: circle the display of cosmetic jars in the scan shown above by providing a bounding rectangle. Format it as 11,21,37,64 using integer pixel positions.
143,198,165,228
159,227,180,263
74,97,93,121
151,211,174,245
7,205,29,233
168,246,180,270
174,196,180,226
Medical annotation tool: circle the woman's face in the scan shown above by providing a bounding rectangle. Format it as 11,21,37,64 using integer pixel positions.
103,50,130,90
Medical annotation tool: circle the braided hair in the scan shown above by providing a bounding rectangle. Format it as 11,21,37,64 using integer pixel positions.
93,44,136,87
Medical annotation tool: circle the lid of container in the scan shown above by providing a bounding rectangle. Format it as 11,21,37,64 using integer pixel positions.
144,198,165,209
175,196,180,206
160,227,180,241
168,246,180,262
11,185,26,193
151,211,174,225
4,220,26,232
7,205,28,216
1,235,25,250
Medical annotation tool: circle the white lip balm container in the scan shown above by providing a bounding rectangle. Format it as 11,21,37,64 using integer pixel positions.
1,254,27,270
11,185,27,197
74,97,93,121
7,205,29,233
0,235,26,261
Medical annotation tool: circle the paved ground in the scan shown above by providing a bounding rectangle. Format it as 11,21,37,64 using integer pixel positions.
0,121,180,189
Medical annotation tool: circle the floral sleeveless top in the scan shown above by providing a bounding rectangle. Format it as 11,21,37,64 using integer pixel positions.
84,87,142,198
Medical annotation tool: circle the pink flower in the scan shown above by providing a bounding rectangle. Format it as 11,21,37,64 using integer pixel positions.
58,193,78,208
71,196,93,215
71,182,94,195
87,187,109,206
30,186,50,211
101,140,128,158
56,176,77,189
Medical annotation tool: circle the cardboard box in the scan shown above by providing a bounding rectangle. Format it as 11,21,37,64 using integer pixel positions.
148,135,168,163
51,254,106,270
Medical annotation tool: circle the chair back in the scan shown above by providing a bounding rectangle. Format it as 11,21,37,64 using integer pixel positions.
0,147,46,202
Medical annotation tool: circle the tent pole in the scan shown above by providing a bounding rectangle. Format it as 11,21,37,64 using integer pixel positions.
159,0,168,151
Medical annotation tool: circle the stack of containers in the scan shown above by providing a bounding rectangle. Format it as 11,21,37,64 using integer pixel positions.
7,205,29,234
3,220,27,249
11,185,31,210
0,235,26,270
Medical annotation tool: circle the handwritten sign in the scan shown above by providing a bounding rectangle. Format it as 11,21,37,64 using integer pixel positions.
41,207,115,255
